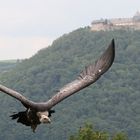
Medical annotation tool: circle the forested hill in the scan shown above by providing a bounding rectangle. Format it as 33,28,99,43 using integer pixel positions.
0,27,140,140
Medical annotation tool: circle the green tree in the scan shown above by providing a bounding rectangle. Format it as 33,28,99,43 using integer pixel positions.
69,123,109,140
69,124,128,140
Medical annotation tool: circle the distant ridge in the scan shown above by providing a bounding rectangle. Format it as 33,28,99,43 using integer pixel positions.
0,59,20,63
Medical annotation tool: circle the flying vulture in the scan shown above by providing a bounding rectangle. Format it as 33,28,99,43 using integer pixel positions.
0,39,115,132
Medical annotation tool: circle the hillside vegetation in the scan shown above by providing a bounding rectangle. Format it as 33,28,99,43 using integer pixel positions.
0,27,140,140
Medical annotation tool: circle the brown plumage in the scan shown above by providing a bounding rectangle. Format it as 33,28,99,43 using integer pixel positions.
0,39,115,132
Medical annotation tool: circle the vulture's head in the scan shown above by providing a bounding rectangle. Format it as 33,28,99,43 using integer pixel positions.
37,111,51,123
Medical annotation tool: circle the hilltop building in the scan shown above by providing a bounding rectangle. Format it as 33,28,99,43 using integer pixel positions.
91,12,140,31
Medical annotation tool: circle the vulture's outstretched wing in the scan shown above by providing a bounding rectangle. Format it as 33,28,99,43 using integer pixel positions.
0,39,115,112
41,39,115,110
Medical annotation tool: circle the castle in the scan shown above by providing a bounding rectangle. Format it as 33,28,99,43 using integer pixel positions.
91,12,140,31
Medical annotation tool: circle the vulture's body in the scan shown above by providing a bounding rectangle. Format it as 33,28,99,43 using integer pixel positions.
0,39,115,132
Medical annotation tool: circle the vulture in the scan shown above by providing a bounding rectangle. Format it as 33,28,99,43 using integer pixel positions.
0,39,115,132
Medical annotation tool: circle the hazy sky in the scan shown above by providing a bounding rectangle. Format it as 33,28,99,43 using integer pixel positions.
0,0,140,60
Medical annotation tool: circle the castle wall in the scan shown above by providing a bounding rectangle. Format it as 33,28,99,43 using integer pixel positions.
91,13,140,31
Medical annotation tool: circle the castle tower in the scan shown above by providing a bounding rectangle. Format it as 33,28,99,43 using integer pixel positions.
133,11,140,22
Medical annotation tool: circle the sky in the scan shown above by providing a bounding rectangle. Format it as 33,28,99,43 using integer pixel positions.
0,0,140,60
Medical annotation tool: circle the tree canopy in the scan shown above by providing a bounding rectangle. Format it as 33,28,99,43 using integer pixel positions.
69,123,128,140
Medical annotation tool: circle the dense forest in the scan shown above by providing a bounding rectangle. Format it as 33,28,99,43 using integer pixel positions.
0,27,140,140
